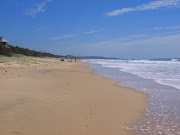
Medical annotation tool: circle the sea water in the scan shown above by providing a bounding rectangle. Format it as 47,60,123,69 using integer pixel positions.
82,59,180,135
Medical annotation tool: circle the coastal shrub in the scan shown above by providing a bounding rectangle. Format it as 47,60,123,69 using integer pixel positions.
0,36,63,58
0,37,12,56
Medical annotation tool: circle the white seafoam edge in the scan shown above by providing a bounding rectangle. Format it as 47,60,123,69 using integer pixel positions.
82,59,180,90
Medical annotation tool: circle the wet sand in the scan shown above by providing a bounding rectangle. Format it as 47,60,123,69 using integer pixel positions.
0,57,147,135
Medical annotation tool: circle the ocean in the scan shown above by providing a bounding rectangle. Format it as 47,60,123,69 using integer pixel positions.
82,59,180,135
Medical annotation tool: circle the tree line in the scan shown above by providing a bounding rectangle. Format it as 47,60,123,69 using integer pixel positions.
0,37,63,58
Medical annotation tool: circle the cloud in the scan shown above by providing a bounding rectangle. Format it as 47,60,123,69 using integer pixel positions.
51,30,100,40
51,34,77,40
84,30,99,34
56,32,180,59
25,0,53,17
90,31,180,47
106,0,180,16
154,26,180,30
92,34,148,46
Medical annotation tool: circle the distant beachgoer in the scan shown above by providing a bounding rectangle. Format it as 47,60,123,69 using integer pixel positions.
75,59,76,63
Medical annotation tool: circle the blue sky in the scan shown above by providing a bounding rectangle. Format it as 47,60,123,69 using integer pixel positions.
1,0,180,58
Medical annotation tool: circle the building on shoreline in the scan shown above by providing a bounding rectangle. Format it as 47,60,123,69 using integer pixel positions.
0,39,9,46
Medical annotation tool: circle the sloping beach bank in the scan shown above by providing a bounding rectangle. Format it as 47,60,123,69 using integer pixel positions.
0,57,147,135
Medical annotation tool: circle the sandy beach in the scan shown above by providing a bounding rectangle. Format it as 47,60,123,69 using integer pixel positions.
0,57,147,135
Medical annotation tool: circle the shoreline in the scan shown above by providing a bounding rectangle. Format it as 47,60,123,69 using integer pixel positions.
0,57,148,135
82,61,149,134
82,59,180,134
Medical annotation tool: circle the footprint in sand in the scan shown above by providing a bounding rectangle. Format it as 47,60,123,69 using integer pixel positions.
12,132,23,135
80,103,97,135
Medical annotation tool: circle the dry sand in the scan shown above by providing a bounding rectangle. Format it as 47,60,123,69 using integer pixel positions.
0,57,148,135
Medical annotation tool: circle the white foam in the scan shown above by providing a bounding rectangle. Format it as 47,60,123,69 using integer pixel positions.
171,59,179,62
83,59,180,90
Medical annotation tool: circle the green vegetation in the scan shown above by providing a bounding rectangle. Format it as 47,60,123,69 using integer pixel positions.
8,45,62,58
0,37,63,58
0,37,13,56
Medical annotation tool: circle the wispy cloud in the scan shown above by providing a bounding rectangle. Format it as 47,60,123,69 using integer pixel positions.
84,30,99,34
51,30,100,40
25,0,53,17
51,34,77,40
121,33,180,47
154,26,180,30
59,32,180,58
106,0,180,16
92,34,149,46
88,31,180,48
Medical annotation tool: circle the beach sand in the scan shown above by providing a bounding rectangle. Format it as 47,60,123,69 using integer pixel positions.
0,57,147,135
